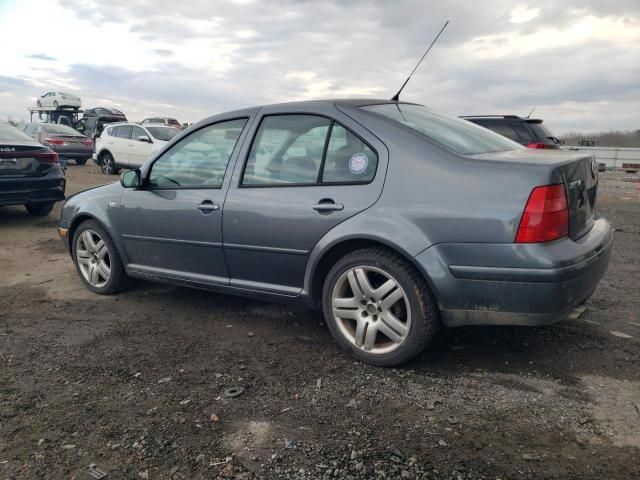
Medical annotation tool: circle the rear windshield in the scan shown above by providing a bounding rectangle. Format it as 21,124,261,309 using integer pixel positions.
527,122,559,145
168,118,180,125
42,124,82,136
146,126,180,141
0,124,33,142
362,104,523,155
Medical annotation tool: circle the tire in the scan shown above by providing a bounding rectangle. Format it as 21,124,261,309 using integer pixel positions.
100,152,119,175
322,248,439,366
36,100,41,108
53,100,59,109
25,202,54,216
75,157,88,166
72,220,130,295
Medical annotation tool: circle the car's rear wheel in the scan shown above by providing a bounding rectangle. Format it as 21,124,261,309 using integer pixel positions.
322,248,439,366
100,153,119,175
25,202,54,216
72,220,129,294
75,157,88,165
36,100,41,108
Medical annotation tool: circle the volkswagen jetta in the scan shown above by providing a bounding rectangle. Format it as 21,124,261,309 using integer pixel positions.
58,100,612,366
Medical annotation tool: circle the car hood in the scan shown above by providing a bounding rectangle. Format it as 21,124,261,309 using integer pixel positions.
64,180,121,204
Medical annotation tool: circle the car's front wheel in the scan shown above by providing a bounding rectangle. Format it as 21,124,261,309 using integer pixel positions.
25,202,54,216
72,220,129,294
100,153,119,175
322,248,439,366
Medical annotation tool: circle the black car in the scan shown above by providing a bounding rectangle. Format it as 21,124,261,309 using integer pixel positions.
0,123,65,216
461,115,560,149
75,107,127,142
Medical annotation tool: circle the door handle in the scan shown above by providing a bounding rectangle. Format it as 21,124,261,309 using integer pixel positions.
197,201,220,212
313,201,344,212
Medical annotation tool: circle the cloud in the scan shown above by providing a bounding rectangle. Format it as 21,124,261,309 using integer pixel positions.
25,53,57,61
0,0,639,133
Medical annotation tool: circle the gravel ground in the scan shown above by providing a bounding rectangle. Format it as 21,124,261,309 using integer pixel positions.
0,165,638,479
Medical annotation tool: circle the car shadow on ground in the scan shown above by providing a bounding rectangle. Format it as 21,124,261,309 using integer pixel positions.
117,280,637,385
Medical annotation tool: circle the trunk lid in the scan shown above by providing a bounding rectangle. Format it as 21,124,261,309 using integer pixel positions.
0,143,54,178
560,154,598,240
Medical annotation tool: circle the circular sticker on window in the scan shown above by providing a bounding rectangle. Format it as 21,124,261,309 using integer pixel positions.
349,153,368,174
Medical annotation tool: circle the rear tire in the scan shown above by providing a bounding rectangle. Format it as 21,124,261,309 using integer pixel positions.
36,100,42,108
75,157,88,166
25,202,54,216
322,247,439,366
53,100,59,109
100,152,119,175
72,220,130,295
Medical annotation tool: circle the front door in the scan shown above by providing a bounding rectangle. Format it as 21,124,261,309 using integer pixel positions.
128,125,153,167
223,105,387,295
118,118,250,285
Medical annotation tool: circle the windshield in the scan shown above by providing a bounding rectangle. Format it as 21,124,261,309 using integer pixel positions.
0,124,34,142
146,126,180,141
43,124,83,136
362,103,523,155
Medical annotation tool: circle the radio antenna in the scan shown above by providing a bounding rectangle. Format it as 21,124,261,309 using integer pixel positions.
526,106,536,118
391,20,449,101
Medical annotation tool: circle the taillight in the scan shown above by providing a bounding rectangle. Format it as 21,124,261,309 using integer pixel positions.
34,152,60,164
526,142,550,149
45,138,65,145
82,139,93,145
515,184,568,243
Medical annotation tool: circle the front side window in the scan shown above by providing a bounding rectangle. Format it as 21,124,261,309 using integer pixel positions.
148,118,247,189
114,125,132,139
242,115,377,186
130,126,147,140
362,104,523,155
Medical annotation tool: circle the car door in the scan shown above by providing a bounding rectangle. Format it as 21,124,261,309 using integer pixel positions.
111,125,133,166
128,125,153,167
223,104,387,295
118,117,250,285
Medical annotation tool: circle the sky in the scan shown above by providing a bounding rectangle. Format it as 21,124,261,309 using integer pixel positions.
0,0,638,134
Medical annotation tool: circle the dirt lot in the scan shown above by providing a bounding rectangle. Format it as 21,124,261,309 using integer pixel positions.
1,165,639,480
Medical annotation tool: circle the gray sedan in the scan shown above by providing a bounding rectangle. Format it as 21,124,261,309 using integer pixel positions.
22,123,93,165
57,100,612,366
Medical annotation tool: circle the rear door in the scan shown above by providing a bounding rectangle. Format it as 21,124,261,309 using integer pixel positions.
222,103,388,295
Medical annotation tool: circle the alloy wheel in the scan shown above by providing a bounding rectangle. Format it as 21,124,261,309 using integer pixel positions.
331,266,411,355
101,155,114,174
75,230,111,288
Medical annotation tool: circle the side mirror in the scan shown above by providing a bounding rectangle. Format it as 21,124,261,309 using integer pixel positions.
137,135,151,143
120,169,141,188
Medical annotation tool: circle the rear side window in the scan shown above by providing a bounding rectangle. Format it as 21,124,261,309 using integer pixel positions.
362,104,523,155
242,115,377,186
322,124,377,183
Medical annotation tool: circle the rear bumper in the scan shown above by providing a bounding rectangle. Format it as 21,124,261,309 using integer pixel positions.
0,168,66,206
415,218,613,327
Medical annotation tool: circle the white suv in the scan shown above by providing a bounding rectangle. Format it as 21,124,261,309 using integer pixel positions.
94,122,180,174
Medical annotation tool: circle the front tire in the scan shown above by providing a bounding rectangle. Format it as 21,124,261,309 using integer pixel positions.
322,248,439,366
36,100,42,108
100,152,119,175
25,202,54,216
72,220,129,295
53,100,59,109
75,157,88,165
